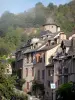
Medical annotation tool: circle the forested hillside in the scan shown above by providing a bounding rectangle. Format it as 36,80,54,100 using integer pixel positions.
0,0,75,34
0,0,75,55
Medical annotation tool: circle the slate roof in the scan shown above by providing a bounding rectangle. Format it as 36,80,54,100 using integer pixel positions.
40,30,52,36
23,48,36,54
40,30,60,38
37,44,58,51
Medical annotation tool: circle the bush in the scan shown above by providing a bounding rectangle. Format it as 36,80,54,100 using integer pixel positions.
56,82,75,100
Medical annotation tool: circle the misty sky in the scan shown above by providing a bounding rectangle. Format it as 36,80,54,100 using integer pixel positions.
0,0,71,15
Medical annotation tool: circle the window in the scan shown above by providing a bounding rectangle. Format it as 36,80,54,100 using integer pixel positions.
58,76,62,85
64,68,68,74
27,54,29,63
58,68,62,74
26,68,28,77
48,70,50,76
38,70,40,80
64,76,68,83
32,67,34,76
31,53,33,63
27,82,29,89
43,53,45,63
54,38,57,44
48,81,50,87
42,70,45,79
36,43,38,47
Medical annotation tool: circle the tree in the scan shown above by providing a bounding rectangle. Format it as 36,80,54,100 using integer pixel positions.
0,38,10,56
0,61,16,99
56,82,75,100
5,27,24,51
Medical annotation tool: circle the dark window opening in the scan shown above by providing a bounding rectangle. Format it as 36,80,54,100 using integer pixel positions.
54,38,57,44
38,56,42,63
48,81,50,87
31,53,33,63
64,76,68,83
38,70,40,80
32,67,34,76
27,54,29,63
42,70,45,79
48,70,50,76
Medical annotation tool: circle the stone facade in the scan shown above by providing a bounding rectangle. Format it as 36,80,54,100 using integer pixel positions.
53,37,75,88
43,24,60,33
15,22,67,96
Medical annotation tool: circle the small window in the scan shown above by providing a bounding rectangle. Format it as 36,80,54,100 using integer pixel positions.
48,81,50,87
31,53,33,63
32,67,34,76
38,56,42,63
36,43,38,47
48,70,50,76
38,70,40,80
44,53,45,63
42,70,45,79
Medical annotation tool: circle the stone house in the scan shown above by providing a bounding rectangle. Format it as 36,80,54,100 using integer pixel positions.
53,36,75,88
15,22,67,95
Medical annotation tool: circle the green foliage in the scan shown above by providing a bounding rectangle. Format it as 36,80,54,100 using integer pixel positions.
17,79,26,89
0,1,74,35
56,82,75,100
0,38,10,56
32,80,44,96
7,58,15,64
0,60,27,100
14,93,28,100
0,61,17,99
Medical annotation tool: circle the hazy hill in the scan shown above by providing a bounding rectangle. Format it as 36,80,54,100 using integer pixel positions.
0,0,75,36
